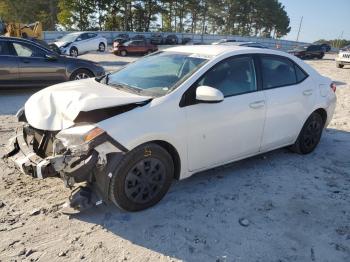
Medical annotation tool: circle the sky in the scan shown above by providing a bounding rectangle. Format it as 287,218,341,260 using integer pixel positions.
279,0,350,43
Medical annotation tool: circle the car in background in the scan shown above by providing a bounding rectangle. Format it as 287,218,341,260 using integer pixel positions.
113,33,130,46
165,34,178,44
132,34,147,41
218,41,268,49
181,37,192,45
150,33,164,44
53,32,107,57
113,39,157,56
340,44,350,51
212,39,237,45
320,43,331,52
3,45,336,213
288,45,324,59
0,37,105,88
335,49,350,68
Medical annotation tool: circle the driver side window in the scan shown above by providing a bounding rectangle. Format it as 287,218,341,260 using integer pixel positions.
197,56,257,97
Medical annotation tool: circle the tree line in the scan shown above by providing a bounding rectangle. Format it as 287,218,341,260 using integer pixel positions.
0,0,291,38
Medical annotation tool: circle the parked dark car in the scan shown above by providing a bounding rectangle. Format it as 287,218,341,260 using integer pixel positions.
212,39,237,45
181,37,192,45
340,44,350,51
165,34,178,44
150,33,164,44
0,37,105,88
113,40,158,56
288,45,325,59
320,43,331,52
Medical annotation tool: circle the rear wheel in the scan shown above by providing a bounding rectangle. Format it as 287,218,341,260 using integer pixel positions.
70,47,78,57
109,143,174,211
70,69,94,80
336,62,344,68
290,112,324,154
98,42,105,52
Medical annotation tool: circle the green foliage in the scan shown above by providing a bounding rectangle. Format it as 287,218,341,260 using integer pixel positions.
0,0,58,30
0,0,291,37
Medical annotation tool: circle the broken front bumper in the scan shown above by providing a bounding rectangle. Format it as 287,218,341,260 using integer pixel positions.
4,126,59,179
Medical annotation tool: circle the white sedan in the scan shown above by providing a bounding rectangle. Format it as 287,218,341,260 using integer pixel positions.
54,32,107,57
3,45,337,213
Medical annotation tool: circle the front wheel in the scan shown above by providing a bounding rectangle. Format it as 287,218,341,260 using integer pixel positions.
70,69,94,80
109,143,174,212
98,42,105,52
70,47,78,57
290,112,324,154
120,50,127,57
336,62,344,68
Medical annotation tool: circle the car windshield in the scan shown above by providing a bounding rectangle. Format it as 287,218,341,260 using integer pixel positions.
104,52,208,97
59,33,79,43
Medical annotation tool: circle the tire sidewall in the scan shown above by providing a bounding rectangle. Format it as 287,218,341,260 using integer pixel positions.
110,144,174,211
99,42,105,52
297,113,324,154
70,47,78,57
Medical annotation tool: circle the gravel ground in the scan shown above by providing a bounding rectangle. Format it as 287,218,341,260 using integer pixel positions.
0,53,349,262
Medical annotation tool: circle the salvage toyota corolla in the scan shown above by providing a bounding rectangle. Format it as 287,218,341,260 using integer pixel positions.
3,45,336,213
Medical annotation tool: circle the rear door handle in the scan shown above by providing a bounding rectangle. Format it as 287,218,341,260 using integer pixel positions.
303,89,313,96
249,100,265,109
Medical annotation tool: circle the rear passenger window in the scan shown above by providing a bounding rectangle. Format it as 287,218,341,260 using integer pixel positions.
261,56,296,89
0,41,10,55
295,65,308,82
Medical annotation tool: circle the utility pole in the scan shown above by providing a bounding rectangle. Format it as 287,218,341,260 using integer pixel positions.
296,16,303,42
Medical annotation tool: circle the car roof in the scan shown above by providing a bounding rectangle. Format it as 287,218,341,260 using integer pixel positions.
165,45,258,56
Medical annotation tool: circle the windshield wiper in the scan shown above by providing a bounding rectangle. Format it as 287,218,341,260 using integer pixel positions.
109,82,142,94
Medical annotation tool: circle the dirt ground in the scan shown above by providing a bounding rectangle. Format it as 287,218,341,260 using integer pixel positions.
0,53,349,262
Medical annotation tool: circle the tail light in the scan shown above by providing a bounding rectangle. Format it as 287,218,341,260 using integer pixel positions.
330,82,336,92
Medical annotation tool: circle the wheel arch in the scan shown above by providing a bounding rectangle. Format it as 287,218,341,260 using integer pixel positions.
147,140,181,180
314,108,327,125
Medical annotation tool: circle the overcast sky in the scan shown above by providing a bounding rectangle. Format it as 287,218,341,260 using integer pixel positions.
279,0,350,43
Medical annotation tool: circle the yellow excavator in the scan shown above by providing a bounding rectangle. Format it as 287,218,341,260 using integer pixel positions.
0,19,60,53
0,20,43,39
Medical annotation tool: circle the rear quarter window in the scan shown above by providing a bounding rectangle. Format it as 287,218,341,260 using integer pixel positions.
261,55,297,89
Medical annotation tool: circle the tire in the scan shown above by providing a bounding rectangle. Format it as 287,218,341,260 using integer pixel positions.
70,69,94,81
336,62,344,68
109,143,174,212
290,112,324,154
318,53,324,59
120,50,127,57
98,42,105,52
70,47,78,57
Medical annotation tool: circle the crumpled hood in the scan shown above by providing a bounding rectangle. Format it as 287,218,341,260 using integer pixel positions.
54,41,70,48
24,78,152,131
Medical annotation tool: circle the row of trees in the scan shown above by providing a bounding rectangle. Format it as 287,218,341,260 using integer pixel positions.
0,0,291,38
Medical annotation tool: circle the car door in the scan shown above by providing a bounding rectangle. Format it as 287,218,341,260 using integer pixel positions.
0,40,19,88
75,33,89,53
184,55,266,171
10,40,67,86
86,33,97,51
259,54,315,151
127,41,138,53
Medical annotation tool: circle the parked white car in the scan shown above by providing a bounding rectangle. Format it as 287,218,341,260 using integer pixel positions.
54,32,107,57
3,45,337,213
336,46,350,68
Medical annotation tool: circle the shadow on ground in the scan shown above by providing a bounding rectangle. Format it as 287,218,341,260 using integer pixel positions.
73,129,350,262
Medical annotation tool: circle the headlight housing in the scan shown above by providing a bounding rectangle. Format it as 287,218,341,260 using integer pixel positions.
54,125,105,155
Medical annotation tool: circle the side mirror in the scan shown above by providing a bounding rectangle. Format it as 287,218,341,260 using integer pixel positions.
196,85,224,103
76,38,82,41
45,53,58,61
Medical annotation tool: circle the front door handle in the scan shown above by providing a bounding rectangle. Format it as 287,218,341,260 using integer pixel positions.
249,100,265,109
303,89,313,96
21,59,30,64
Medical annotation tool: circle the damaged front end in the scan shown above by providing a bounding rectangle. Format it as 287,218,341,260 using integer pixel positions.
3,112,128,214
